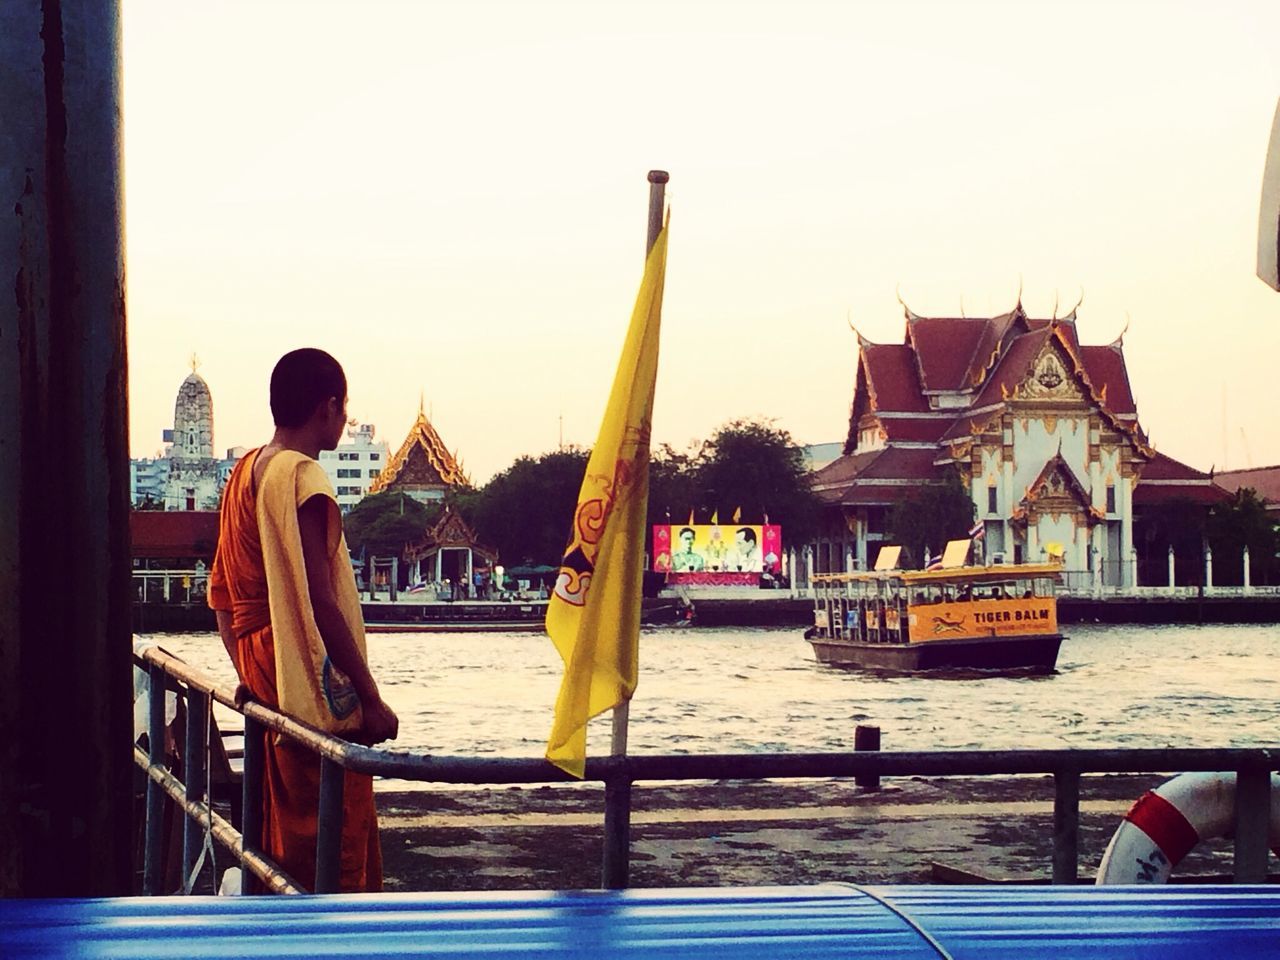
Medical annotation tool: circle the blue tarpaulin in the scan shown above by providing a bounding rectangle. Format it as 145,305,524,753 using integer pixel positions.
2,885,1279,959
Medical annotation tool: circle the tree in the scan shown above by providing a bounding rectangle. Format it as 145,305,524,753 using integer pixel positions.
343,491,438,563
470,448,590,566
1205,488,1279,585
885,468,975,568
687,418,822,543
646,441,700,528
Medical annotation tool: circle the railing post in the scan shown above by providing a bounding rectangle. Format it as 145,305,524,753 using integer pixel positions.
315,757,346,893
854,725,881,792
181,687,208,891
142,663,168,895
601,767,632,889
240,715,265,895
1052,767,1080,884
1233,767,1270,883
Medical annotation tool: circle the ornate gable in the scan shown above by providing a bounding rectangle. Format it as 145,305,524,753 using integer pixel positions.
430,507,478,547
370,405,469,495
1004,339,1087,404
1016,452,1102,525
398,444,446,486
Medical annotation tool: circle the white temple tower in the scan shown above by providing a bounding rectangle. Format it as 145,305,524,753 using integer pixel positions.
164,360,221,510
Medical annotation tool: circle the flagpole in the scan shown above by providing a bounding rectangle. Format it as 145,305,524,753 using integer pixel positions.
602,169,667,890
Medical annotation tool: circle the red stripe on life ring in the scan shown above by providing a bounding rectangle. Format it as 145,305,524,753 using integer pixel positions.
1125,791,1200,866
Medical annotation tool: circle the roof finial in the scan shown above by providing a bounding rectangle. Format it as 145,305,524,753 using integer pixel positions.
959,294,966,319
419,390,426,419
1016,274,1023,310
189,352,200,374
1051,289,1059,320
895,283,921,321
1110,312,1131,350
846,309,870,347
1063,285,1084,320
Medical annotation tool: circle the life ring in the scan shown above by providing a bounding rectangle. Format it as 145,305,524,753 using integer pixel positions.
1095,771,1280,884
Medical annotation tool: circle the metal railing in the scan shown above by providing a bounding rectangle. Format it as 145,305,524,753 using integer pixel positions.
134,642,1280,894
134,570,209,604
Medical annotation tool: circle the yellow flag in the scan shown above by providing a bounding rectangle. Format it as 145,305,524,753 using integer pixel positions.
545,219,669,778
710,509,719,525
732,506,742,523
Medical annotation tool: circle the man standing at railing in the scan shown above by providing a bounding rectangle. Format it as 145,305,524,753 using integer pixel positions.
208,348,399,892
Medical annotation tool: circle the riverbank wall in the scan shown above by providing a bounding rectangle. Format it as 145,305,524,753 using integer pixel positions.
133,592,1280,633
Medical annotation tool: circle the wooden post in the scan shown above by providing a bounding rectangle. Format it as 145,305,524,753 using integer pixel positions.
1052,768,1080,885
0,0,133,896
854,725,881,792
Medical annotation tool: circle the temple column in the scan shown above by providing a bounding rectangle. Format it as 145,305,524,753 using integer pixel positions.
1244,545,1252,592
1167,545,1176,594
1204,545,1214,593
1120,478,1135,588
1027,523,1039,561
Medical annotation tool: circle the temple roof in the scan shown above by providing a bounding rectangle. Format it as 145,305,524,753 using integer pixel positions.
1128,452,1228,506
1215,465,1280,507
824,305,1191,511
370,407,469,494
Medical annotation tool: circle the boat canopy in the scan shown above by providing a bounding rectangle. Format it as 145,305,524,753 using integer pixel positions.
813,562,1063,588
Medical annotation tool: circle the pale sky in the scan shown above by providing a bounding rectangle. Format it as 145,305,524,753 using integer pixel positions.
123,0,1280,483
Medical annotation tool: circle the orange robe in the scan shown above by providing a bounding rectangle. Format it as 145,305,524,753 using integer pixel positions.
209,448,382,892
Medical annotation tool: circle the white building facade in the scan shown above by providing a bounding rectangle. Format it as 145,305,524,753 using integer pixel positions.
318,423,389,513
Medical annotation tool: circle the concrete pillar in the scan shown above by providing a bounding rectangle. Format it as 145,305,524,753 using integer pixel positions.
1027,524,1040,560
788,548,797,596
1120,479,1135,587
1167,545,1176,594
1243,545,1251,592
846,543,855,574
1205,545,1214,592
0,0,132,896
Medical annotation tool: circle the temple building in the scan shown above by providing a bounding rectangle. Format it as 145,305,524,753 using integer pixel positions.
370,404,493,591
163,363,222,511
368,402,470,504
810,301,1225,589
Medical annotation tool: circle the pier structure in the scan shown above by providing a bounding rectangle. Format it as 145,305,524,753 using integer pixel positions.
808,303,1228,592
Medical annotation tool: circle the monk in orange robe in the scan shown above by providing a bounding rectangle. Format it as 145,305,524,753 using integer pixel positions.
209,348,399,892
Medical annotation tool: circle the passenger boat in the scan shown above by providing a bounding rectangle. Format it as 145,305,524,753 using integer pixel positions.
806,556,1065,674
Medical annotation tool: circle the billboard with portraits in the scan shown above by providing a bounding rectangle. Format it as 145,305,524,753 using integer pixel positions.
652,523,783,576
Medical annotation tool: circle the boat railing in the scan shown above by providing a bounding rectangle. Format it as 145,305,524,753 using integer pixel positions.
133,640,1280,895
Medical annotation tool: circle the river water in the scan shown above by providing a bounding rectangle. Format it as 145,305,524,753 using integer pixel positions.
146,623,1279,758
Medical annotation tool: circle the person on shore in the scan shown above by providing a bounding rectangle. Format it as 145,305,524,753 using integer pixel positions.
208,348,399,892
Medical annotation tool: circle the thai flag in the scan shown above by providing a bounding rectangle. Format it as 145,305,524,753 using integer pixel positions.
968,519,985,542
924,549,943,571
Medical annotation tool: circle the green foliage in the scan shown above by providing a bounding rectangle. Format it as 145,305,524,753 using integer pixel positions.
440,418,820,569
885,468,975,568
469,448,590,566
1206,487,1279,585
343,491,438,561
645,418,822,543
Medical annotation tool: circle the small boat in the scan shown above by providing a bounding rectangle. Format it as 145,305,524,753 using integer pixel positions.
806,561,1065,674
